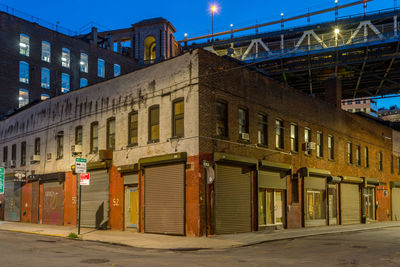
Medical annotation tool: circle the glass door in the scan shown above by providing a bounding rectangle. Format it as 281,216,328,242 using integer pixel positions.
259,189,284,226
364,188,375,220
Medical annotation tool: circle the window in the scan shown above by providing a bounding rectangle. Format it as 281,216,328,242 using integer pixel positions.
347,142,353,164
21,141,26,166
90,122,99,153
41,68,50,89
391,155,394,174
128,111,138,146
107,117,116,150
356,145,361,166
80,78,88,88
41,41,51,62
61,48,70,68
19,34,30,56
3,146,7,163
149,106,160,142
398,157,400,175
19,61,29,84
75,126,83,146
328,135,334,160
114,64,121,77
257,114,268,146
56,131,63,159
19,89,29,108
355,108,361,112
304,127,311,155
216,101,228,137
290,124,298,152
80,53,88,73
41,94,50,100
97,59,105,78
34,138,40,155
275,119,284,149
379,151,383,171
365,147,369,168
355,100,361,104
144,36,156,62
238,108,249,137
316,131,323,157
11,144,16,161
347,100,352,105
61,73,70,93
173,100,184,137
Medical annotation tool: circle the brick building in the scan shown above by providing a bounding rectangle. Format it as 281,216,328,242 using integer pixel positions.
0,49,399,236
378,106,400,122
341,97,378,116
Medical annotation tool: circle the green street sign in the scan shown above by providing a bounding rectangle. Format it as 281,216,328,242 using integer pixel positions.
0,167,4,194
76,158,87,163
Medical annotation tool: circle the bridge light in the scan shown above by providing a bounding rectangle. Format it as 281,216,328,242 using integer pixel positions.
335,0,338,4
184,33,188,38
334,28,340,34
211,5,217,13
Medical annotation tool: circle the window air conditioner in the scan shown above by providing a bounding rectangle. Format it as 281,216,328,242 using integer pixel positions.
241,133,250,141
30,154,40,162
71,145,82,154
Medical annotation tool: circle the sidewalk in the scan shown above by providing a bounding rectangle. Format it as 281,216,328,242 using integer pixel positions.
0,221,399,250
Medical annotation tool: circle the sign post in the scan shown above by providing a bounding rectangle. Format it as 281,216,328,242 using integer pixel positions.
75,158,87,235
0,167,4,195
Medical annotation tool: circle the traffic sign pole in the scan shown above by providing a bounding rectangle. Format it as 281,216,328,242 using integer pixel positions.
0,167,4,195
78,173,81,235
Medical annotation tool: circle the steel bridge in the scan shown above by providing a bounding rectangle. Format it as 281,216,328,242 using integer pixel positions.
181,4,400,100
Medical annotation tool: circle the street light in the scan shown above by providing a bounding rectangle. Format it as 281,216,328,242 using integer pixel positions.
281,13,284,31
335,0,339,20
211,4,218,42
230,24,234,38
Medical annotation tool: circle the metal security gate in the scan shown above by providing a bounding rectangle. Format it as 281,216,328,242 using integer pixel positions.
144,163,185,235
215,164,252,235
81,170,109,228
43,182,64,225
31,181,39,224
392,188,400,221
340,183,361,225
4,179,21,222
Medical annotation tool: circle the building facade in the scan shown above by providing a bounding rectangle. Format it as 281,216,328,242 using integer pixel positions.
0,49,399,236
341,97,378,116
378,106,400,122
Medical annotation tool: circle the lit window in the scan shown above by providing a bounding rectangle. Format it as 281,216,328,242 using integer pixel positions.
128,111,138,146
114,64,121,77
41,41,51,62
80,53,88,73
18,89,29,108
149,105,160,142
328,135,334,160
304,127,311,155
19,61,29,84
290,123,298,152
356,145,361,166
257,114,267,146
90,122,99,153
107,117,116,150
19,34,30,56
316,131,323,157
98,59,105,78
275,119,284,149
61,73,70,93
41,68,50,89
347,142,353,164
173,99,184,137
80,78,88,88
238,108,249,137
41,94,50,100
61,48,70,68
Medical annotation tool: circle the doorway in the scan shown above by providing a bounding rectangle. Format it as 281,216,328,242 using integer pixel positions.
259,189,285,227
125,187,138,228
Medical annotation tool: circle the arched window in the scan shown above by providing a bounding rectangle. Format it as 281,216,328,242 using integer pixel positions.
144,36,156,62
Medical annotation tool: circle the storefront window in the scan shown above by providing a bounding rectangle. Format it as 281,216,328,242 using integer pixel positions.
306,189,326,220
258,189,284,226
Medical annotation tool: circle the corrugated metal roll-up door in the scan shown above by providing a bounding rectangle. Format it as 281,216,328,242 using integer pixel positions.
340,183,361,225
259,170,286,189
43,182,64,225
304,176,326,190
392,188,400,221
144,163,185,235
124,173,138,185
31,181,40,224
81,170,109,229
4,179,21,222
215,164,252,235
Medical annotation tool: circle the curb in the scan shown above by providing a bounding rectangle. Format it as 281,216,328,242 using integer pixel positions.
4,229,66,238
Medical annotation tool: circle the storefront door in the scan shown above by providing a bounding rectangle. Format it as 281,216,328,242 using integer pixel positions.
328,186,337,225
363,187,375,221
258,189,284,226
125,187,138,228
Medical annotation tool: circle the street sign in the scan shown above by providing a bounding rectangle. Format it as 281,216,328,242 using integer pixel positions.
80,173,90,186
0,167,4,194
75,158,87,174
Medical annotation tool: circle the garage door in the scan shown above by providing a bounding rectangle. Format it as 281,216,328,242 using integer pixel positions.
215,164,252,235
43,181,64,225
392,188,400,221
81,170,109,228
4,179,21,222
340,183,361,225
144,163,185,235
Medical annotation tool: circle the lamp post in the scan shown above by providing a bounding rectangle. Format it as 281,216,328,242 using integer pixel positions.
230,24,234,38
211,4,217,42
335,0,338,21
281,13,284,31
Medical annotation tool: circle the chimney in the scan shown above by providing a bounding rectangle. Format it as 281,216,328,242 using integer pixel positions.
90,27,98,45
324,73,342,109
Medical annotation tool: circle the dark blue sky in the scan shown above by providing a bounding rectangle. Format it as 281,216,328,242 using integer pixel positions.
1,0,399,108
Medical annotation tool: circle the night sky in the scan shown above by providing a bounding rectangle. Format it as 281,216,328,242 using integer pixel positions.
0,0,399,108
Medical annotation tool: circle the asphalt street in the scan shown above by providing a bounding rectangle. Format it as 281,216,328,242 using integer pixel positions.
1,227,400,266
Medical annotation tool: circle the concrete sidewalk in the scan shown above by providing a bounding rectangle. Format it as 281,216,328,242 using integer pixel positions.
0,221,399,250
